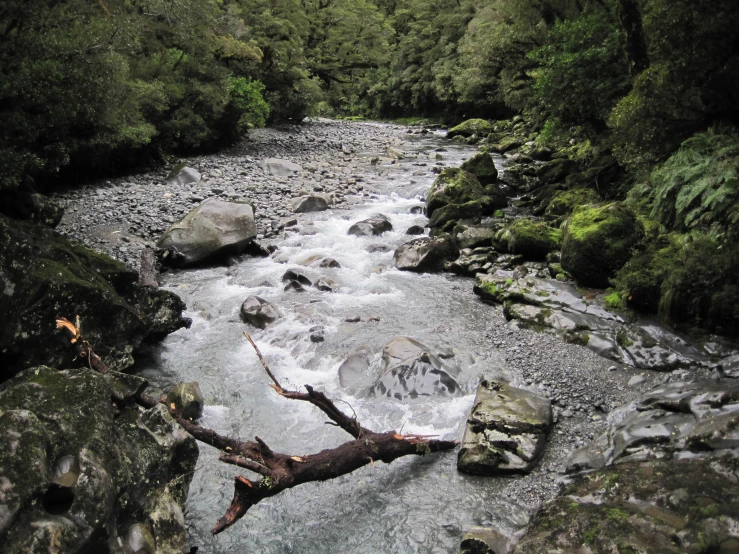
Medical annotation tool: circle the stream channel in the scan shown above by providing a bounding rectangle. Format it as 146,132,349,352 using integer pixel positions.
129,122,724,553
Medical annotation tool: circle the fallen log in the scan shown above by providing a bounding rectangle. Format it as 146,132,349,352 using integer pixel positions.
56,319,458,535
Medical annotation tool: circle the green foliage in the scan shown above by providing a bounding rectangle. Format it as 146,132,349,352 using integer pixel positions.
644,126,739,239
228,77,270,133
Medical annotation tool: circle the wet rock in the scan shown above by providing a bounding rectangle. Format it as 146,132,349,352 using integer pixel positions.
460,151,499,185
157,198,257,267
166,166,201,187
447,119,494,139
314,277,339,292
405,225,425,235
454,225,498,250
0,215,189,379
498,219,561,261
386,146,405,160
457,380,552,475
338,347,372,388
460,528,512,554
426,168,488,218
166,382,204,420
240,295,281,329
348,214,393,236
448,248,497,277
561,202,643,288
410,205,426,215
309,326,325,343
394,236,459,273
260,158,302,177
0,366,197,553
367,244,392,253
319,257,341,268
371,337,461,400
282,269,312,286
291,195,329,213
535,158,578,184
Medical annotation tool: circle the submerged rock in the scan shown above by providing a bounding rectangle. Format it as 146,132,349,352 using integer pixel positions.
157,198,257,267
240,295,281,329
457,380,552,475
0,366,198,553
371,337,461,400
348,214,393,236
394,236,459,273
0,215,190,380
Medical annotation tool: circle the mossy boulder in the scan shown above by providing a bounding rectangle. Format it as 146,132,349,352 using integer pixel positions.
429,198,498,232
535,158,579,184
447,119,494,139
460,151,498,185
545,188,601,218
502,219,562,260
0,214,190,381
561,203,643,288
0,366,198,553
426,168,486,217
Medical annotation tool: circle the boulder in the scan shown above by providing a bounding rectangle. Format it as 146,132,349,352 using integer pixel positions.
240,295,281,329
319,258,341,268
166,382,204,420
561,202,643,288
371,337,460,400
281,269,312,286
348,214,393,236
291,195,329,213
453,225,498,250
460,151,498,185
260,158,302,177
457,380,552,475
314,277,339,292
429,198,500,232
500,219,561,260
426,168,486,218
535,158,578,184
0,366,198,553
338,347,371,389
447,119,494,139
545,188,600,218
460,528,512,554
3,187,64,228
394,236,459,273
157,198,257,267
165,165,201,187
405,225,425,235
0,215,190,381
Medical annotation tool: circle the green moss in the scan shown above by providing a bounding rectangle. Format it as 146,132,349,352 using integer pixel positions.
582,526,599,545
494,209,504,218
606,508,631,522
460,151,498,184
535,290,550,297
604,291,625,311
546,188,600,218
616,330,633,348
448,118,494,138
505,219,562,260
698,503,720,518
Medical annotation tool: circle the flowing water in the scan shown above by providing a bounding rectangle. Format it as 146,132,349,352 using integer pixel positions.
136,128,544,553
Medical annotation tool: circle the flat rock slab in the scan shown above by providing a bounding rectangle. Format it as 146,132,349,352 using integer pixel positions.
260,158,302,177
458,380,552,475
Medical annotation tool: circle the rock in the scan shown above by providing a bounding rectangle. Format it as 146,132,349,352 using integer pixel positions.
460,528,512,554
410,205,426,215
291,195,329,213
166,382,204,420
166,165,201,187
386,146,405,160
0,366,197,553
394,236,459,273
627,375,645,386
0,215,190,380
371,337,460,400
240,295,280,329
457,380,552,475
426,168,487,218
309,326,325,343
260,158,302,177
319,258,341,268
366,244,391,253
447,119,494,139
453,225,498,250
3,188,64,228
282,269,312,286
561,202,644,288
545,188,600,218
528,147,552,161
460,151,498,185
314,277,339,292
405,225,425,235
500,219,561,260
338,347,371,388
348,214,393,236
157,198,257,267
535,158,578,184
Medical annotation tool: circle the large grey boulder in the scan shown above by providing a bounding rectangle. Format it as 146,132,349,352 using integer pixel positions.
166,166,201,187
394,236,459,273
457,380,552,475
371,337,460,400
157,198,257,266
0,366,197,554
348,214,393,236
240,295,280,329
260,158,302,177
291,195,329,213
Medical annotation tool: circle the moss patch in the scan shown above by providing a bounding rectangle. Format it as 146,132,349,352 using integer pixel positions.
505,219,562,260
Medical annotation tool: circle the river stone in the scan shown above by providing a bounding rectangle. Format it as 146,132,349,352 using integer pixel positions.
282,269,312,286
157,198,257,267
319,258,341,268
405,225,425,235
314,277,339,292
260,158,302,177
386,146,404,160
458,380,552,475
426,168,486,218
291,195,329,213
460,151,498,185
348,214,393,236
454,225,498,250
338,347,372,389
371,337,460,400
240,295,280,329
166,382,204,420
447,119,494,139
0,366,197,553
0,214,190,379
460,527,512,554
166,166,201,187
394,236,459,273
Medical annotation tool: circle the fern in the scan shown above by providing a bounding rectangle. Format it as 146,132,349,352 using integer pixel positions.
647,125,739,239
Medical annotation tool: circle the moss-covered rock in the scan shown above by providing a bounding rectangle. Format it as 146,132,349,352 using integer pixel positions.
561,203,643,288
447,118,494,139
460,151,498,185
503,219,562,260
0,366,198,553
428,198,499,232
0,215,190,381
545,188,601,218
426,168,486,217
535,158,579,184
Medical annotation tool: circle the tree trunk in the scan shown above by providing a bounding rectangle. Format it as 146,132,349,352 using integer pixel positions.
616,0,649,77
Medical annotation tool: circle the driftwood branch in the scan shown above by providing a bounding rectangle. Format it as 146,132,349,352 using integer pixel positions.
56,316,109,373
56,318,458,536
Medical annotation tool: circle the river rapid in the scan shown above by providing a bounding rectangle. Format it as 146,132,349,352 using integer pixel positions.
57,120,692,553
